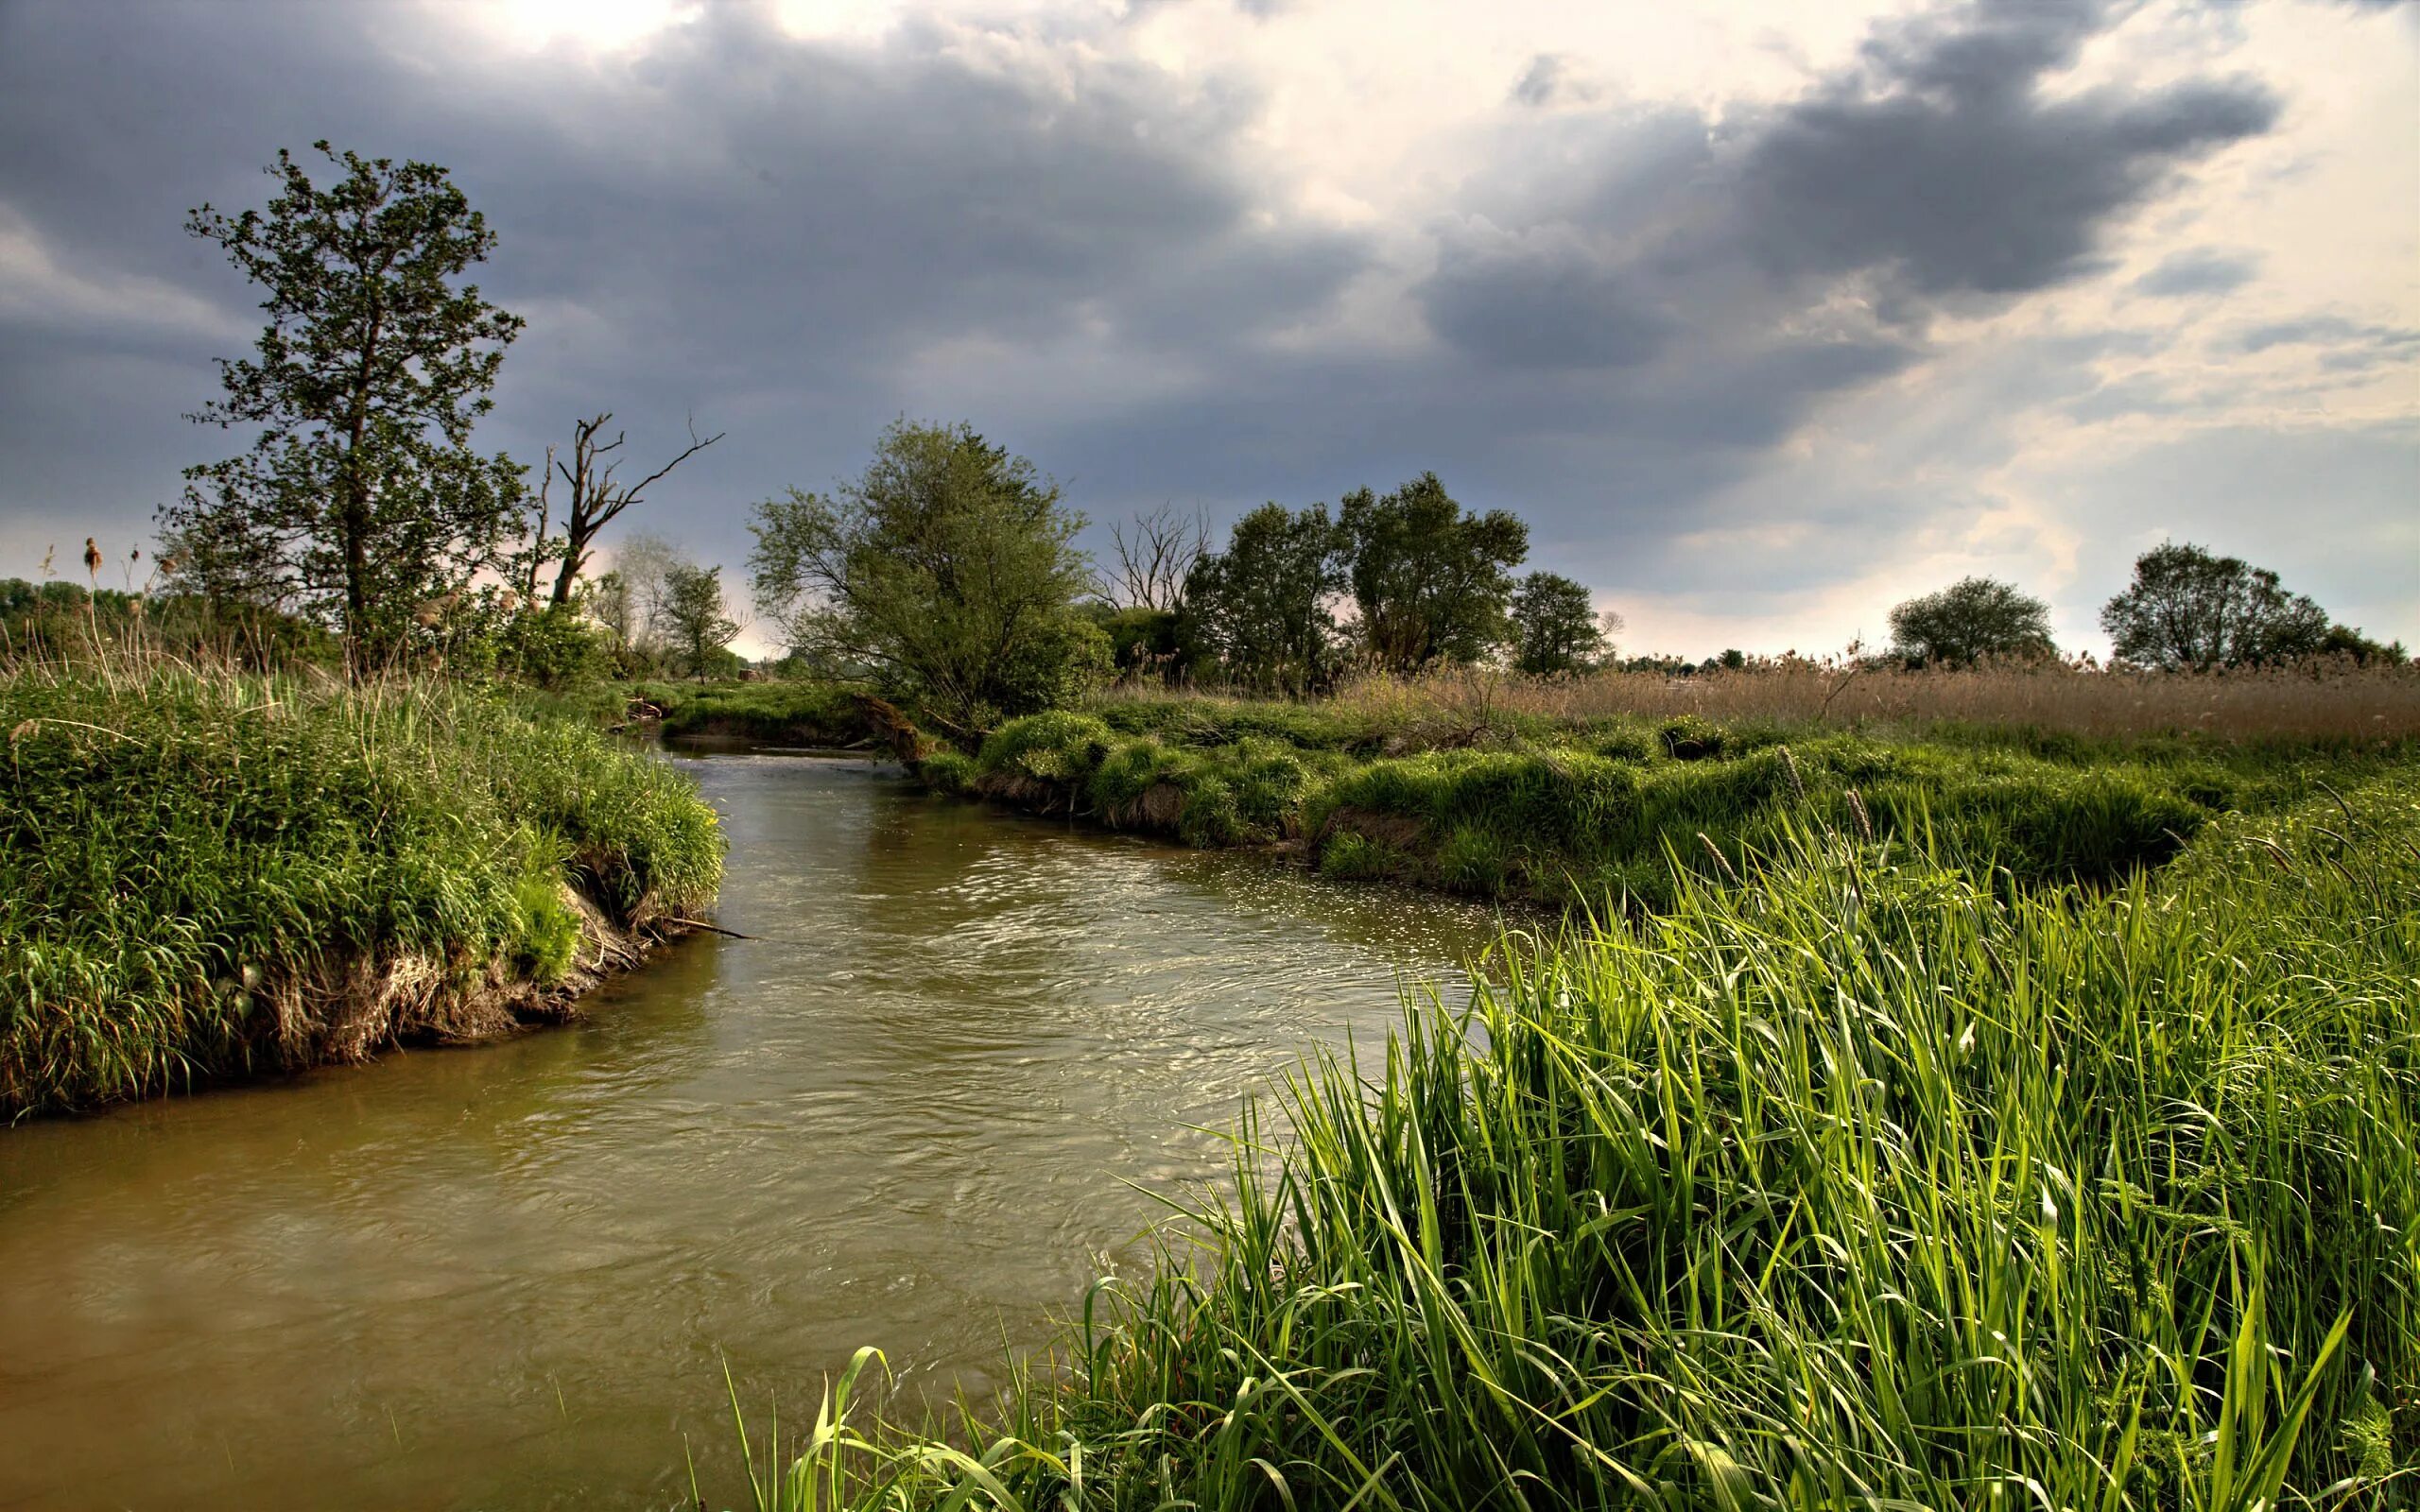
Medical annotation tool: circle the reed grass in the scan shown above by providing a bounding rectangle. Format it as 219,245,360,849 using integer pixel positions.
0,656,724,1114
1095,659,2420,745
724,771,2420,1509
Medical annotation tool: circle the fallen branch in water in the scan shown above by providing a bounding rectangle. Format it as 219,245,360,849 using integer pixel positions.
666,916,755,940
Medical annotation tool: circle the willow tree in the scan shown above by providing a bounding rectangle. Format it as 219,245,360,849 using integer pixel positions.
164,142,526,665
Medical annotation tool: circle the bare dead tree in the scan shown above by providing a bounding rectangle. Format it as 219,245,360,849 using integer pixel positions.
527,413,724,606
1109,502,1210,611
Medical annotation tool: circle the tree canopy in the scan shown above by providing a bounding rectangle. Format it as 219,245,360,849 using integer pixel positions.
747,421,1105,730
1509,571,1608,676
1888,576,2057,667
659,561,739,681
1183,503,1348,695
161,142,526,665
1339,473,1528,674
2100,542,2333,670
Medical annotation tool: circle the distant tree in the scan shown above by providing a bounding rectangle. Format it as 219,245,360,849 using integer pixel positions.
1182,504,1349,695
600,531,683,655
522,413,722,607
1509,572,1607,676
2100,542,2331,669
747,421,1105,730
1339,473,1528,674
1888,576,2057,666
1108,503,1210,612
659,562,738,681
162,142,527,666
2313,623,2408,666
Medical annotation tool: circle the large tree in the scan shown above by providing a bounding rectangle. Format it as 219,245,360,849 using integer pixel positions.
747,421,1105,730
1339,473,1529,674
163,142,527,664
1182,503,1349,695
1888,576,2057,667
2100,542,2331,669
1509,571,1608,676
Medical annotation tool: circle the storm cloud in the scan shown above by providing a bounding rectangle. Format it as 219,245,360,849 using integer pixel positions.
0,0,2410,652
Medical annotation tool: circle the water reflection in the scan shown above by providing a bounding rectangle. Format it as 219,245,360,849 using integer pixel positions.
0,754,1499,1511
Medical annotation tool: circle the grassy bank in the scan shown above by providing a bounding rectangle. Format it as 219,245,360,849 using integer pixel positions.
0,660,723,1116
627,679,877,747
736,769,2419,1509
918,689,2411,910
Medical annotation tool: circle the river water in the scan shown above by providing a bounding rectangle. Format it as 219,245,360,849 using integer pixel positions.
0,752,1499,1510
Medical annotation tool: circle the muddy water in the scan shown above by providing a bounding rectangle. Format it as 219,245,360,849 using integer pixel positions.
0,753,1499,1510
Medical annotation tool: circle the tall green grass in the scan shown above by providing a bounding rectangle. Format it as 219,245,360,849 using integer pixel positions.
0,659,723,1114
726,774,2418,1509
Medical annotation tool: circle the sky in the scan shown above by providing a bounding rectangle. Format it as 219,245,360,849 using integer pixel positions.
0,0,2413,659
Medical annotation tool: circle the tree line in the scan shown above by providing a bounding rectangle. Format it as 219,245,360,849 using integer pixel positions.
55,140,2403,704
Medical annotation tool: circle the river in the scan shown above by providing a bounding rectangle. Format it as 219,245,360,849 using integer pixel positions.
0,751,1500,1510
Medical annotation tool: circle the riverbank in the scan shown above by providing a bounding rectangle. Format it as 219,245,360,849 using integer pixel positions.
912,686,2416,911
747,766,2420,1508
0,661,723,1116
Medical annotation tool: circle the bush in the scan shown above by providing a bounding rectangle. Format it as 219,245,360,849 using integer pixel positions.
499,603,611,690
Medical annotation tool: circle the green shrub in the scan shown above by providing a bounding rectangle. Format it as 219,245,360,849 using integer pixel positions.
977,712,1115,782
914,749,977,796
1657,712,1723,758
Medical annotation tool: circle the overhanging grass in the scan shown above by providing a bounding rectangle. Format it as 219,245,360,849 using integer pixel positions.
727,772,2420,1509
0,661,724,1115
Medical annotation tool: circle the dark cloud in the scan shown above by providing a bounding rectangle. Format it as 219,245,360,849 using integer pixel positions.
1420,232,1672,369
1737,0,2276,302
2233,315,2420,363
2132,247,2261,297
0,0,2367,646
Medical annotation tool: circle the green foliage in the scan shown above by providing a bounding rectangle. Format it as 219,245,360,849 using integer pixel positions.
1508,569,1606,675
1657,712,1723,758
1180,502,1349,695
640,679,868,745
912,749,977,796
1089,603,1184,680
0,662,722,1113
2101,541,2335,669
734,775,2420,1509
508,854,580,985
1340,472,1528,673
0,579,343,671
497,602,610,690
1889,575,2057,666
976,711,1115,782
162,141,527,663
659,562,739,681
748,421,1098,729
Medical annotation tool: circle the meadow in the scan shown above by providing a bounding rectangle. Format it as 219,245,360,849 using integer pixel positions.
0,656,723,1115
